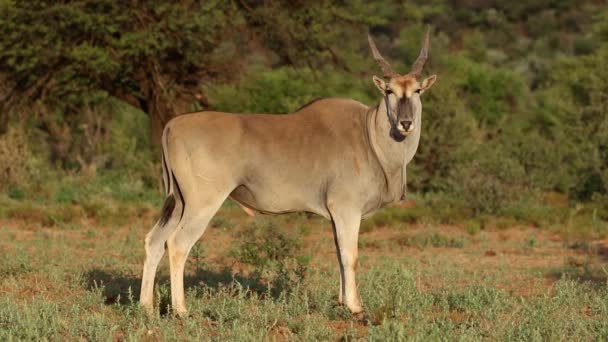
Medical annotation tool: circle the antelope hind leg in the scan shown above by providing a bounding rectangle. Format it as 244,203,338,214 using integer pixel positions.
166,194,226,317
140,195,182,315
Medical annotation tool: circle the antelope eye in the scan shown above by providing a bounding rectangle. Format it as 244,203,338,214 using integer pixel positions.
414,88,422,94
385,89,393,95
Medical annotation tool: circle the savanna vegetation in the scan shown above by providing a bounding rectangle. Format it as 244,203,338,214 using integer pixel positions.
1,1,608,340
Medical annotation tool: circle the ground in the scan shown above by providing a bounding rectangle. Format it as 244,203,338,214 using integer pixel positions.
1,200,607,340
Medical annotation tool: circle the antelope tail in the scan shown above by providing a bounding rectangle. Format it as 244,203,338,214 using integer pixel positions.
158,127,184,226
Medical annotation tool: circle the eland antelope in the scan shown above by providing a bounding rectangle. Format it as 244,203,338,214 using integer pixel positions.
140,29,437,318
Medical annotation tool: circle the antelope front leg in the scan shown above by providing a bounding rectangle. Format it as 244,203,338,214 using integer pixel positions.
330,208,363,316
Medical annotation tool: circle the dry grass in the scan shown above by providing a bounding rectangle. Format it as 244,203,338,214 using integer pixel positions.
1,201,607,340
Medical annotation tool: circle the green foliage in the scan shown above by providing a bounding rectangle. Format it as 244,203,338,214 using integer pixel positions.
0,126,34,191
399,230,466,249
1,202,608,340
208,66,375,114
408,68,479,192
103,104,156,177
6,185,24,200
448,143,528,215
231,220,303,271
540,45,608,200
465,221,481,235
361,206,426,232
0,246,32,276
230,220,310,299
0,1,234,107
1,0,608,227
0,0,378,166
448,55,526,126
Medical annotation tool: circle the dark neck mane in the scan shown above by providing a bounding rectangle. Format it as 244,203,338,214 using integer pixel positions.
292,97,330,113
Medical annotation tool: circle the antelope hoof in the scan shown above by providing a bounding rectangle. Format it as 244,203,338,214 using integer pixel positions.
346,302,364,315
141,302,155,316
352,310,367,322
173,307,189,319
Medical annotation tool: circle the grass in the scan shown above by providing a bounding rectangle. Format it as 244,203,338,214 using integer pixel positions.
1,192,607,340
398,230,467,249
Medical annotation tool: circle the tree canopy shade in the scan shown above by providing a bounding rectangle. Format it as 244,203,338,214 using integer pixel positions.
0,0,378,145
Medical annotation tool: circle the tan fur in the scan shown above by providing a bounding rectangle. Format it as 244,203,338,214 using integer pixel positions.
139,34,437,319
390,75,418,97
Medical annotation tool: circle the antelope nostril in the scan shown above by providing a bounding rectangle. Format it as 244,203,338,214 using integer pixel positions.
400,120,412,130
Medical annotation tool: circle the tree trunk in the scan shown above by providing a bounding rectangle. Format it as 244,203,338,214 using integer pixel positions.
111,65,210,146
146,91,207,146
150,109,165,147
0,112,8,135
147,99,174,146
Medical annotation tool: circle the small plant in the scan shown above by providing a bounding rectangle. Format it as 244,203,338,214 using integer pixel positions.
0,247,33,276
0,126,32,190
465,221,481,236
7,186,25,200
231,220,302,270
399,231,466,249
360,206,424,232
188,243,207,275
297,224,312,236
567,241,592,253
44,204,85,227
230,220,309,296
52,181,88,204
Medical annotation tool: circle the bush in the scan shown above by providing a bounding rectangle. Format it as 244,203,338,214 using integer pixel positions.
0,126,33,190
499,125,577,194
447,143,528,215
206,66,375,114
231,220,304,271
534,44,608,200
407,69,479,192
230,220,310,297
398,230,466,249
361,206,425,232
446,55,526,127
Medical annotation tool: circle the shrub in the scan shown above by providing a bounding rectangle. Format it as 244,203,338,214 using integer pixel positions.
361,205,428,233
446,55,526,127
206,66,375,115
230,220,310,297
231,220,303,271
407,70,479,192
536,44,608,200
447,143,528,215
0,247,32,276
0,126,32,190
398,230,466,249
499,124,577,194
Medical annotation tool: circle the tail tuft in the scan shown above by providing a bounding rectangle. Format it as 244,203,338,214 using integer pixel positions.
158,195,176,227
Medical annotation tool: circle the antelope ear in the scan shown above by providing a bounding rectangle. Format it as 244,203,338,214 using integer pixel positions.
419,75,437,94
372,75,388,93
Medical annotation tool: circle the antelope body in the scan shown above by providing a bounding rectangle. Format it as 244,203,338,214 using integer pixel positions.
140,30,437,317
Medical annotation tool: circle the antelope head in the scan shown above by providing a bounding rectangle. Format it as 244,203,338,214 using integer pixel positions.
368,28,437,138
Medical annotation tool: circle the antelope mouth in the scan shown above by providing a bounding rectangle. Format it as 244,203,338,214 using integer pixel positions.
397,124,415,135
